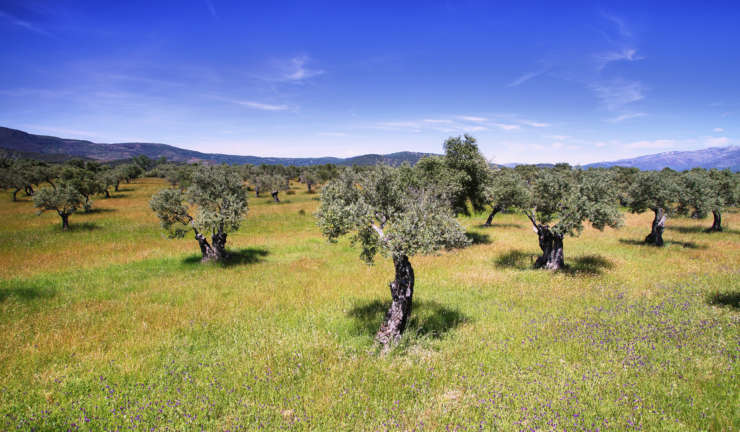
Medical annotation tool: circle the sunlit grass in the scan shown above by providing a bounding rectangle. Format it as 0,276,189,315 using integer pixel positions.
0,178,738,430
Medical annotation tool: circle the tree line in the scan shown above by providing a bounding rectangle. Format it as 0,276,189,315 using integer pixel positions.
2,138,738,349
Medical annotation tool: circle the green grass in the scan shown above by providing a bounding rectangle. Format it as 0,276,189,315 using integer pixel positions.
1,179,738,431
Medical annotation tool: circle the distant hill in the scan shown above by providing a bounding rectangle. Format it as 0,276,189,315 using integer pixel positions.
583,146,740,171
0,126,435,166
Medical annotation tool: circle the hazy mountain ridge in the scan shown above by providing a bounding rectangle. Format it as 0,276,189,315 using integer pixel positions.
582,146,740,171
1,126,738,170
0,127,435,166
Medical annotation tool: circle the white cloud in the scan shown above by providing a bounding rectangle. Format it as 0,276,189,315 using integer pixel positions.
603,12,631,38
626,139,677,149
232,100,290,111
204,0,217,18
713,127,724,132
507,68,548,88
283,56,324,81
0,10,51,36
493,123,520,131
591,80,645,110
704,136,729,147
457,115,488,123
423,119,453,124
318,132,348,137
607,112,647,123
595,48,643,70
469,126,487,132
519,120,550,128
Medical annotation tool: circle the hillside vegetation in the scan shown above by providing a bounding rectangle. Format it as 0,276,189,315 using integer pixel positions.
1,178,738,431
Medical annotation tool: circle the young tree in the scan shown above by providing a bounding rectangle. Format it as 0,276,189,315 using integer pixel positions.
317,165,470,348
150,165,248,262
679,169,740,232
252,174,289,202
299,169,319,193
32,183,85,230
482,169,530,226
627,170,681,246
60,162,104,211
516,168,623,270
706,169,740,232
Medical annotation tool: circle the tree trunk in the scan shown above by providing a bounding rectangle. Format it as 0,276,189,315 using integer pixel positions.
375,255,415,349
534,225,564,270
114,181,120,192
484,205,502,226
255,189,260,197
25,185,34,196
104,189,110,198
271,191,280,202
12,188,20,201
194,230,228,262
645,208,666,246
60,213,70,230
307,183,312,193
707,209,722,232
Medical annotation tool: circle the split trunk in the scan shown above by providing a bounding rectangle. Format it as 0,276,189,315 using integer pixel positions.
645,207,667,246
534,225,564,270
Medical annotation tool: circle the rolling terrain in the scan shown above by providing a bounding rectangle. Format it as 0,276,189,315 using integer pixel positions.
0,179,737,430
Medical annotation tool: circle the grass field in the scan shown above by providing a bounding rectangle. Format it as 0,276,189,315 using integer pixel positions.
1,178,738,431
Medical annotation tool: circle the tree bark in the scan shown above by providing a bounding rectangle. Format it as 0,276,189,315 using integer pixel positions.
645,207,666,246
375,255,415,349
307,183,312,193
271,190,280,202
533,225,564,270
114,181,120,192
60,212,70,230
484,204,502,226
707,209,722,232
12,188,20,201
194,230,228,262
104,189,110,198
25,185,34,196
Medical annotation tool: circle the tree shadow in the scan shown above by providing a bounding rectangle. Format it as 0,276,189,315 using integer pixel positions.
105,193,129,199
667,225,738,235
494,249,537,270
476,223,524,229
83,207,116,214
0,283,56,303
182,247,269,267
618,238,707,249
347,299,469,340
465,231,491,245
59,222,100,232
708,292,740,310
560,255,614,276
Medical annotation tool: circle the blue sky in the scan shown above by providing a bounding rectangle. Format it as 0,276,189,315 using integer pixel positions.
0,1,738,164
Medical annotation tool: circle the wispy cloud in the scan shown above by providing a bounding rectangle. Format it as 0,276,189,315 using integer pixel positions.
603,11,631,38
204,0,217,18
282,56,324,82
507,67,548,87
0,9,51,36
492,123,520,131
456,115,487,122
595,48,643,70
591,80,645,110
713,127,724,132
607,112,647,123
518,119,550,128
229,99,291,111
318,132,348,137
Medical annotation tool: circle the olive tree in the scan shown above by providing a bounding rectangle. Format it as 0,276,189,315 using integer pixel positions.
252,174,289,202
678,169,739,232
482,168,530,226
442,134,491,215
627,170,681,246
32,183,84,230
317,165,470,348
150,165,248,262
514,168,623,270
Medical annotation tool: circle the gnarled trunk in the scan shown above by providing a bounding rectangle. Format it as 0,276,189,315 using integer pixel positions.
60,212,70,230
534,225,564,270
707,210,722,232
271,190,280,202
104,189,110,198
25,185,34,196
114,181,120,192
375,254,415,349
195,230,228,262
307,183,312,193
484,204,502,226
645,207,666,246
12,188,20,201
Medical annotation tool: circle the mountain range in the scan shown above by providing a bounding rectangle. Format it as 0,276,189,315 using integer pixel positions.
1,126,738,171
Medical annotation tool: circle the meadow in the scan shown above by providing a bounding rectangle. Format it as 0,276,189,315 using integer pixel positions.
0,178,738,431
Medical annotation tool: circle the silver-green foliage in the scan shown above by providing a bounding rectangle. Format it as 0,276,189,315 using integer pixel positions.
32,183,85,222
150,165,247,238
317,165,470,263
